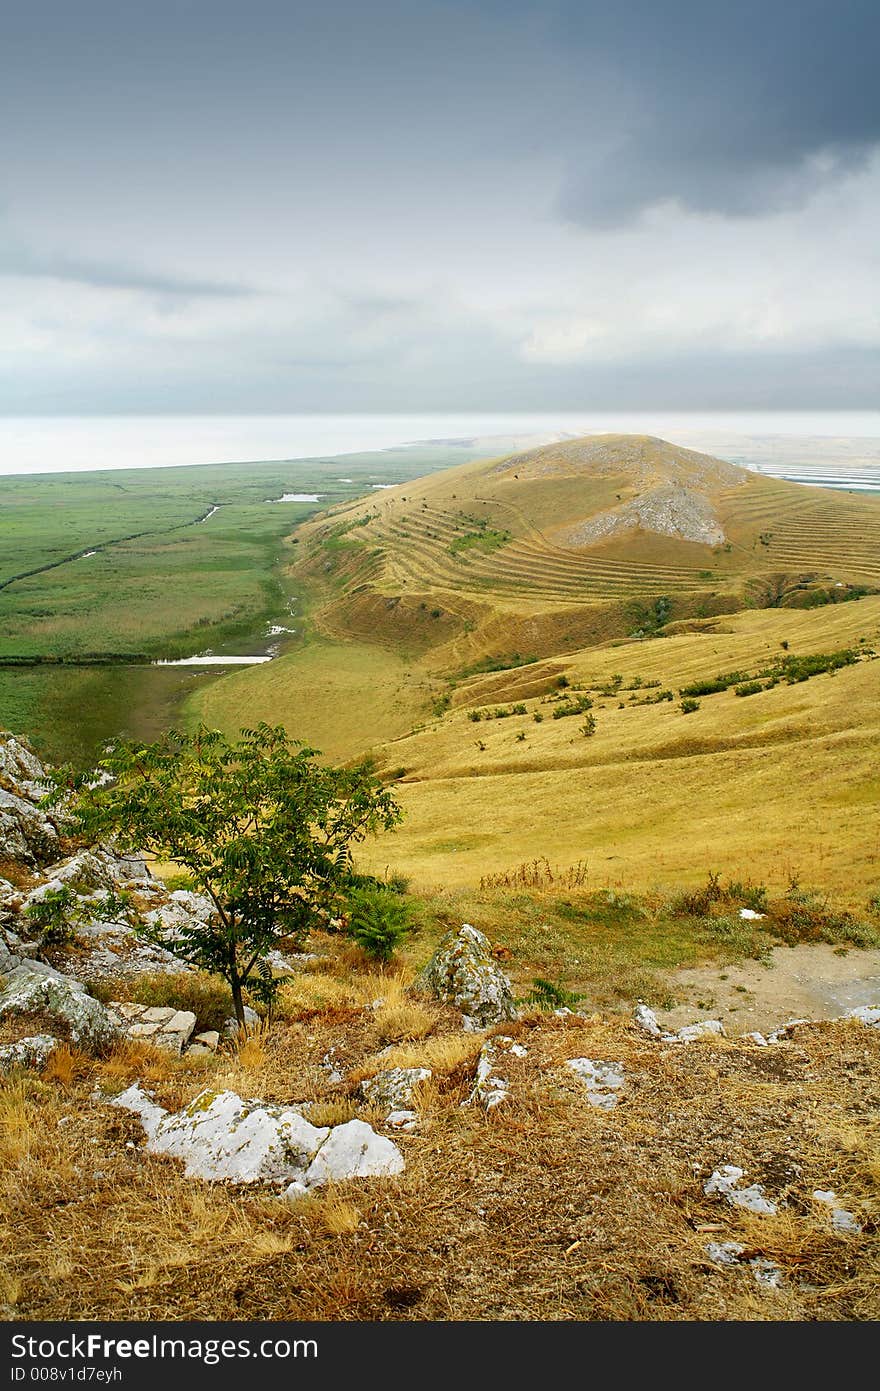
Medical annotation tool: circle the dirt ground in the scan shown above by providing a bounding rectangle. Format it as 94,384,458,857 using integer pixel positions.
659,943,880,1036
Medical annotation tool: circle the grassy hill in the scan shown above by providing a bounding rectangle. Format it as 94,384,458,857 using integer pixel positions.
187,428,878,895
189,434,880,899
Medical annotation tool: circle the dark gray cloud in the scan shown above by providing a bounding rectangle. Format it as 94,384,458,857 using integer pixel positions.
535,0,880,224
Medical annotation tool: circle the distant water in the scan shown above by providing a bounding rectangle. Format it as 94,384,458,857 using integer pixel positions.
2,411,880,480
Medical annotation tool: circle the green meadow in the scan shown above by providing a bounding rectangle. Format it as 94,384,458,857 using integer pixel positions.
0,443,494,761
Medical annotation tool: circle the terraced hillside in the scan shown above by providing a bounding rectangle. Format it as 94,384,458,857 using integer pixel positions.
189,434,880,895
282,434,878,667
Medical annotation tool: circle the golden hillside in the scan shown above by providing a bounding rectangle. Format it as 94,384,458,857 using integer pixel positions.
188,435,880,895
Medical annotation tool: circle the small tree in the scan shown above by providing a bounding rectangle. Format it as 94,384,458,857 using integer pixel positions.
50,724,402,1027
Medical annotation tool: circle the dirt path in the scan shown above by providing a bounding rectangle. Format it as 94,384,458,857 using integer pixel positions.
658,942,880,1036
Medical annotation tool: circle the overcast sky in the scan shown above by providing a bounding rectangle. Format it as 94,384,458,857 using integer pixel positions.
2,0,878,413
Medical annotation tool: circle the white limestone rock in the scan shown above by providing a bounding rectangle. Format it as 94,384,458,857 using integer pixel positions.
419,924,516,1028
106,1001,196,1054
812,1189,862,1234
566,1057,625,1109
114,1085,406,1192
113,1085,330,1182
360,1067,431,1112
676,1019,725,1043
706,1240,745,1266
222,1006,260,1038
300,1118,405,1188
467,1035,526,1110
0,968,116,1050
0,1033,58,1074
704,1165,778,1215
633,1003,662,1038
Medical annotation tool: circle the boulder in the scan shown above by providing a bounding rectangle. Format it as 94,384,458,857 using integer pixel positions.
419,924,516,1028
0,965,117,1051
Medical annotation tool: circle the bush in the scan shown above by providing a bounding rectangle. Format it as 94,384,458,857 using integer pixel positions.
734,681,764,697
345,886,413,962
680,697,700,714
579,715,596,737
552,694,594,719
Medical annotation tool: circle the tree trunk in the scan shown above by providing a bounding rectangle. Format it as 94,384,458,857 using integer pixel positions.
231,976,246,1030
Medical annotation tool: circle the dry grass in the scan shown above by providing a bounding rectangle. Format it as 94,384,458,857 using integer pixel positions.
3,1009,878,1322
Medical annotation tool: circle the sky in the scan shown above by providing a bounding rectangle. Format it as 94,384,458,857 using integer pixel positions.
1,0,879,413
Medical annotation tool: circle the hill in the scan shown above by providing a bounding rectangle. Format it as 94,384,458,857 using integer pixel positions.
188,435,880,897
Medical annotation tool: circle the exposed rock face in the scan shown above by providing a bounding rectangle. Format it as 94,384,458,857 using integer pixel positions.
0,735,63,865
419,924,516,1029
113,1086,405,1191
0,964,117,1050
564,484,726,548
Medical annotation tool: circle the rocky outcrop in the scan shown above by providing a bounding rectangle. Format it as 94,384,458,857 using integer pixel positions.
419,924,516,1029
105,1002,197,1054
113,1085,405,1191
0,961,117,1050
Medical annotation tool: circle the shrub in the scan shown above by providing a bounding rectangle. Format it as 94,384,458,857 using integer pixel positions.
523,978,584,1012
579,715,596,737
734,680,764,697
24,886,77,946
680,697,700,714
552,695,594,719
345,886,413,962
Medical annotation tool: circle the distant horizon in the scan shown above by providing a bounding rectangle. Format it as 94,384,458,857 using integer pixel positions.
3,409,880,478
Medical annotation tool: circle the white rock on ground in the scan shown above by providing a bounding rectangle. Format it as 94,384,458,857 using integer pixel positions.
566,1058,625,1109
0,1033,58,1073
297,1118,405,1189
114,1086,405,1191
419,924,516,1029
106,1002,197,1054
675,1019,725,1043
844,1005,880,1028
467,1035,526,1110
0,967,117,1050
222,1007,260,1038
360,1067,431,1113
812,1189,863,1234
704,1165,778,1215
706,1241,746,1266
633,1003,662,1037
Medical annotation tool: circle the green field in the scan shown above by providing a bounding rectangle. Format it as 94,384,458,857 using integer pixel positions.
0,442,505,761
